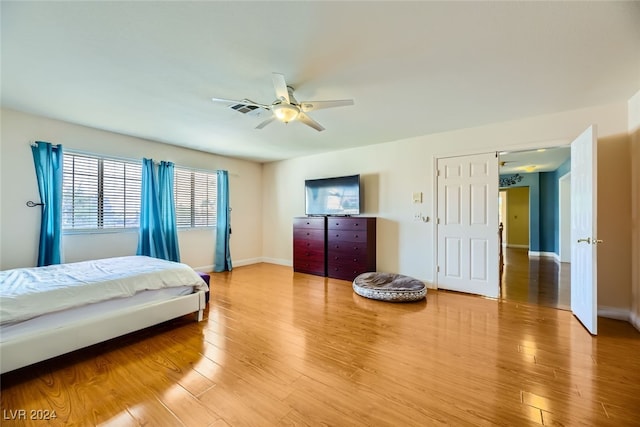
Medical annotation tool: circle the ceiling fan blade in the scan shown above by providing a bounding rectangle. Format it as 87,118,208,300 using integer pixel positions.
211,97,269,109
272,73,290,103
300,99,354,112
255,116,276,130
297,112,325,132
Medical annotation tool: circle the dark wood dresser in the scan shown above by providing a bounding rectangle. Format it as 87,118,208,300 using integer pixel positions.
293,217,327,276
326,217,376,281
293,216,376,281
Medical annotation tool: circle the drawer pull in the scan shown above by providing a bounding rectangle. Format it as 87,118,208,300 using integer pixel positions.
353,258,358,262
355,234,359,238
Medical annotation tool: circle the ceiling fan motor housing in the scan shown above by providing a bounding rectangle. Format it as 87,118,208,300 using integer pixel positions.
272,103,300,123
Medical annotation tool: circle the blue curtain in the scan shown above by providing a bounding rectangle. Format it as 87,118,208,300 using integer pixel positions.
157,161,180,262
214,170,232,272
137,158,169,260
31,141,64,266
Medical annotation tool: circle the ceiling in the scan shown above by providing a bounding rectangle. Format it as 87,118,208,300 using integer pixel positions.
2,1,639,163
499,146,571,175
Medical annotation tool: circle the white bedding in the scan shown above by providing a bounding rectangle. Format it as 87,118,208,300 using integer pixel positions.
0,256,208,326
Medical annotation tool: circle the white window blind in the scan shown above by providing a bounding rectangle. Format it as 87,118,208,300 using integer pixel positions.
174,167,217,228
63,153,141,230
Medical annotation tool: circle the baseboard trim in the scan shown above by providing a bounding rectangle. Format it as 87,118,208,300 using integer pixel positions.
528,251,559,261
259,257,292,267
193,257,285,272
233,257,266,267
630,310,640,332
597,306,630,322
507,244,528,249
193,265,214,273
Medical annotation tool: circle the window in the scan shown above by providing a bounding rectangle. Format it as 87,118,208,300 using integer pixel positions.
174,167,217,228
63,153,217,231
63,153,142,230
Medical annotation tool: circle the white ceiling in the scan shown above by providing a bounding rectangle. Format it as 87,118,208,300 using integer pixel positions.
499,146,571,175
2,1,639,163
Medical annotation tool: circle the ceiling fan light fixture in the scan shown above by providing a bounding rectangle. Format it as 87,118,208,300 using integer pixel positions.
272,103,299,123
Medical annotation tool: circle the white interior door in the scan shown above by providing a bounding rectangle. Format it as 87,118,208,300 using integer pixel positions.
437,153,499,298
571,125,598,335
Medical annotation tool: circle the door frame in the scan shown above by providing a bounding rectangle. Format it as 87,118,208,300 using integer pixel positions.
433,140,573,293
559,171,571,263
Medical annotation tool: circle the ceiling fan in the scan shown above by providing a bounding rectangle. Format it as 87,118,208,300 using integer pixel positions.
211,73,354,132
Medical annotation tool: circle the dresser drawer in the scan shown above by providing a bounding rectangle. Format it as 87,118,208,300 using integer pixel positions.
294,228,326,242
294,255,326,276
327,231,369,244
294,217,326,230
327,245,367,260
294,240,325,255
326,261,368,281
294,246,325,263
327,218,369,231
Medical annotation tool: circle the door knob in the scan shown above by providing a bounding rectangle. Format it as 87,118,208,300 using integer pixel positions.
592,238,604,245
577,237,591,244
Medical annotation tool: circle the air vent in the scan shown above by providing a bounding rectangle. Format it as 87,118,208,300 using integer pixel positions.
230,104,260,114
229,99,265,117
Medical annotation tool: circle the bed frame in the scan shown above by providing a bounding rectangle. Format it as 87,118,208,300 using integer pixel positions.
0,290,206,374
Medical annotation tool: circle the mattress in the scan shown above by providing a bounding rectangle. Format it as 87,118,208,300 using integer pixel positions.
0,256,208,326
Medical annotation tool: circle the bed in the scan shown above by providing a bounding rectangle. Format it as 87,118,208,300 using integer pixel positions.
0,256,208,374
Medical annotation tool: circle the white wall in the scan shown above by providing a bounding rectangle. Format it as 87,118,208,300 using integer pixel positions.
0,108,263,271
263,102,630,302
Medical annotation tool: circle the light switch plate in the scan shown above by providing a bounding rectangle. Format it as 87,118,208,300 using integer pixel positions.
412,192,422,203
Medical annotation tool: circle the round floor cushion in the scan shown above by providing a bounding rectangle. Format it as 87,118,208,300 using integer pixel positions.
353,272,426,302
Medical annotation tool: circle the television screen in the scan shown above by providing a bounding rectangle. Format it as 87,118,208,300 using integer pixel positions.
305,174,360,216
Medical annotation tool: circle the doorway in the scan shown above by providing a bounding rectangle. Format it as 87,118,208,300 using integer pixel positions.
497,147,572,310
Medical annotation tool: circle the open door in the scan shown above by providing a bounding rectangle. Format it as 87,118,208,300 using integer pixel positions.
571,125,599,335
437,152,499,298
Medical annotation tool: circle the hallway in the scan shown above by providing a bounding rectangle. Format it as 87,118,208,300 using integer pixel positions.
500,247,571,310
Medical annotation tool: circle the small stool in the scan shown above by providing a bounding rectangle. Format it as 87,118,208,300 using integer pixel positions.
353,272,426,302
198,272,211,303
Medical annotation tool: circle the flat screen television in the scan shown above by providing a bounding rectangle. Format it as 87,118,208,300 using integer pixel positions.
305,174,361,216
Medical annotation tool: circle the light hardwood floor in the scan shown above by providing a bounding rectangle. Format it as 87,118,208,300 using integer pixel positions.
500,247,571,310
2,263,639,426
